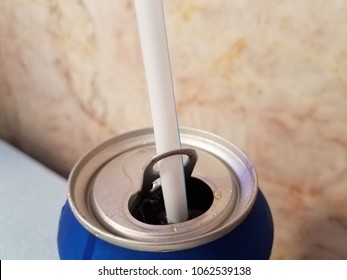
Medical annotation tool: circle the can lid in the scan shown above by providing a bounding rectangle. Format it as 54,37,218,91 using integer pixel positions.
68,128,258,252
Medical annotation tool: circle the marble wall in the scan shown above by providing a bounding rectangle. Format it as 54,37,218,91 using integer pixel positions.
1,0,347,259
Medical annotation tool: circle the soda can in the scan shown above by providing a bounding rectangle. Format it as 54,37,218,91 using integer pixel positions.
58,128,273,259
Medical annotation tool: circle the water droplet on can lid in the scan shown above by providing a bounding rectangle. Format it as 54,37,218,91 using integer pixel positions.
214,190,222,199
171,226,177,232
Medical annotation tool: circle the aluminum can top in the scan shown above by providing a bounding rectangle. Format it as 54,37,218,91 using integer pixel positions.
68,128,258,252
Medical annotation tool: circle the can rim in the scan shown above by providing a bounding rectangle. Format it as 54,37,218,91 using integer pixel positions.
68,127,258,252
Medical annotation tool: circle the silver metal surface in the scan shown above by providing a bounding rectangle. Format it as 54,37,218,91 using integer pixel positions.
68,128,258,252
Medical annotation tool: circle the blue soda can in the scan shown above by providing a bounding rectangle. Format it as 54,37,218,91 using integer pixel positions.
58,128,273,259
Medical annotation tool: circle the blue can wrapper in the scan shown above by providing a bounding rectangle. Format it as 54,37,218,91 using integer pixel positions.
58,189,273,260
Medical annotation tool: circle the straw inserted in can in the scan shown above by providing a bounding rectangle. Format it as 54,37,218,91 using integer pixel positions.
134,0,188,223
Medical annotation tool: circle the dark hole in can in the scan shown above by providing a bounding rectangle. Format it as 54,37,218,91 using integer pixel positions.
128,177,214,225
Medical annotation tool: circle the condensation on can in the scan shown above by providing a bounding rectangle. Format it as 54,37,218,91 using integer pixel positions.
66,127,259,253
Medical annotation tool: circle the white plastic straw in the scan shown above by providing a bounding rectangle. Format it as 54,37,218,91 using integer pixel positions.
134,0,188,223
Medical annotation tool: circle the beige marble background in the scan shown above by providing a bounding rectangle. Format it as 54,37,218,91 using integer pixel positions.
1,0,347,259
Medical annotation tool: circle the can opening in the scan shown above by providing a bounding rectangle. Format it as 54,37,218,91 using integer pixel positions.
128,177,213,225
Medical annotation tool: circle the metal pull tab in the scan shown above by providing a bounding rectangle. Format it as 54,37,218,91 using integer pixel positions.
140,148,198,196
129,149,198,224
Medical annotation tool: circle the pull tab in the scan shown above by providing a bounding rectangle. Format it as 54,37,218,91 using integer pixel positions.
128,149,198,224
140,148,198,196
